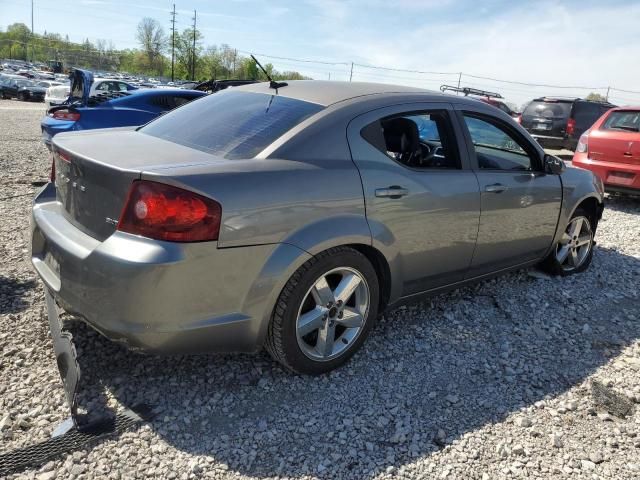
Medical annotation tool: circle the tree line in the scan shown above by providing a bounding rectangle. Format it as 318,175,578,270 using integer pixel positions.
0,20,309,82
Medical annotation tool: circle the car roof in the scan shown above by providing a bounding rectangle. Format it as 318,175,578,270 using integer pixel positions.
234,80,442,106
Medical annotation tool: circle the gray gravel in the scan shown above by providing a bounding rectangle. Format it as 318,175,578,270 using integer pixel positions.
1,98,639,480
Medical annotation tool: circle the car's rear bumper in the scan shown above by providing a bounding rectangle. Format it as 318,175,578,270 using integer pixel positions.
572,155,640,193
41,119,75,149
30,183,296,354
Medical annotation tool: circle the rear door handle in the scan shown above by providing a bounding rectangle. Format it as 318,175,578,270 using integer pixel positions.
485,183,508,193
375,186,409,198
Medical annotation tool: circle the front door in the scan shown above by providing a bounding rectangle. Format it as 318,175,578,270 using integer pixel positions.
457,110,562,277
348,103,480,296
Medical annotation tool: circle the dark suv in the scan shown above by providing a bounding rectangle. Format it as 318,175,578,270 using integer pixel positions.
520,97,615,150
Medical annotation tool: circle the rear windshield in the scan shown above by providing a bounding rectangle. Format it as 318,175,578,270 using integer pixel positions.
602,111,640,132
522,101,571,119
141,90,324,159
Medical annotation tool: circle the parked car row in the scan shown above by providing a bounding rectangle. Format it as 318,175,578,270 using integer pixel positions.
41,69,206,148
519,97,616,151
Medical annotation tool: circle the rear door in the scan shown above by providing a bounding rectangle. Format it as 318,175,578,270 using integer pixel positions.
589,110,640,166
456,106,562,276
347,102,480,295
572,101,607,139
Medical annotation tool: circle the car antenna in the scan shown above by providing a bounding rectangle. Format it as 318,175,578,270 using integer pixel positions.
250,54,288,92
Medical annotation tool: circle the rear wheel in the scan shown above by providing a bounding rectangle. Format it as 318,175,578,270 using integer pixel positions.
540,208,594,276
265,246,379,375
18,92,26,101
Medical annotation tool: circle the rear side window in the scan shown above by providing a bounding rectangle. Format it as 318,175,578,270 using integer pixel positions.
601,111,640,132
141,90,323,159
361,110,460,169
148,95,197,111
573,102,603,124
522,101,571,119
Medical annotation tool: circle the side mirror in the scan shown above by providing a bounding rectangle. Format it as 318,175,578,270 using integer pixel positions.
544,154,565,175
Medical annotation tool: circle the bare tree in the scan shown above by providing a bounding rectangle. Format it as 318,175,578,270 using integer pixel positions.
136,18,167,74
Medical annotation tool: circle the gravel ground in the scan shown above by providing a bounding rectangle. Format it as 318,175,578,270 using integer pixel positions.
1,98,639,480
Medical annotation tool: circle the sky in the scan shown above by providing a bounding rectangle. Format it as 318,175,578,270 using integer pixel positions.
2,0,640,106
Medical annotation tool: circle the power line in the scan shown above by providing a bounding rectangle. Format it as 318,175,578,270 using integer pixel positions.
354,63,458,76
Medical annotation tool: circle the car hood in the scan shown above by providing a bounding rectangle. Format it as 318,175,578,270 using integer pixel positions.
69,68,94,106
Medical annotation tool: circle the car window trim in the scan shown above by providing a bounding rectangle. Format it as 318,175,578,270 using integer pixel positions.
346,101,473,172
456,109,544,173
364,108,463,172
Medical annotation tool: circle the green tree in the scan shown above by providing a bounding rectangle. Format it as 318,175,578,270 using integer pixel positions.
136,18,167,75
586,92,607,102
175,27,204,80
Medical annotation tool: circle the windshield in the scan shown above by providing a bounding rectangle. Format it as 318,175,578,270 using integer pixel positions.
602,110,640,132
522,101,572,119
141,90,324,159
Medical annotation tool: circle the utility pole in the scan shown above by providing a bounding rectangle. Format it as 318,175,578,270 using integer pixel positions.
349,62,353,82
170,4,177,82
30,0,34,63
606,86,610,102
191,10,197,81
457,72,462,94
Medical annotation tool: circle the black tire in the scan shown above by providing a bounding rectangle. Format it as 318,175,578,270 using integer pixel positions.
18,92,26,101
539,207,595,276
265,246,380,375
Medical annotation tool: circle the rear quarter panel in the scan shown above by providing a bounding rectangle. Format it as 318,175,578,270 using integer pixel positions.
141,157,369,249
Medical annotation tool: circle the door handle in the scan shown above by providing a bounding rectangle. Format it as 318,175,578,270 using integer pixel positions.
375,186,409,198
485,183,508,193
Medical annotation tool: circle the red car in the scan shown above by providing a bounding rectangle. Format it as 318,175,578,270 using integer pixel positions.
572,107,640,194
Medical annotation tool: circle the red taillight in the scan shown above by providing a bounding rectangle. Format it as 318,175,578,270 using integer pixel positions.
566,117,576,136
50,109,80,121
117,180,221,242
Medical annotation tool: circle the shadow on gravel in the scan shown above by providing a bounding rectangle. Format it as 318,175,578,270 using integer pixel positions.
0,276,36,314
60,244,640,479
604,193,640,213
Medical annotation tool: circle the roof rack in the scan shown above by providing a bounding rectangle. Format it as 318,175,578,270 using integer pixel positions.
440,85,503,99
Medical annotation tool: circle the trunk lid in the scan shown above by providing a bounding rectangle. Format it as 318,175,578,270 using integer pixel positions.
68,68,93,106
52,129,228,241
589,132,640,166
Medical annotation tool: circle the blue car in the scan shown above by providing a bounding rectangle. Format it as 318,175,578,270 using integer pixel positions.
41,69,207,149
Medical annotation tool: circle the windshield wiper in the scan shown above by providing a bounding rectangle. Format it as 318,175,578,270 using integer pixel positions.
251,54,288,91
612,125,639,132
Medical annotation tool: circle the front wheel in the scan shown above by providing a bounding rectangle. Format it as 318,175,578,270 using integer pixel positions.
265,246,379,375
540,208,594,276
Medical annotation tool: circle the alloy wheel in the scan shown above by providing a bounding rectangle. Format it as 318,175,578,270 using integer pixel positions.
555,215,593,272
296,267,370,361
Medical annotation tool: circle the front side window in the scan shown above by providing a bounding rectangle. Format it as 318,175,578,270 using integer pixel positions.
141,90,323,159
463,115,534,171
361,110,459,169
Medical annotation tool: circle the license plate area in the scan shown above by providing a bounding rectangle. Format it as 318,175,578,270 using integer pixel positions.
533,122,551,130
606,171,635,185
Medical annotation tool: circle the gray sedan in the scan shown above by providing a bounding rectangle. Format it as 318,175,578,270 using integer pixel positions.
31,81,604,375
